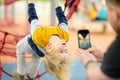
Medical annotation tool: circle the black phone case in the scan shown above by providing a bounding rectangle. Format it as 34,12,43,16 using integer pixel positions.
78,30,91,49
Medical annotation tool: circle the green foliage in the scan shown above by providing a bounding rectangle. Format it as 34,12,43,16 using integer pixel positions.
19,0,49,2
0,0,4,3
19,0,65,3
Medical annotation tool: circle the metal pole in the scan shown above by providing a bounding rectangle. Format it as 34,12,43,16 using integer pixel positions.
0,5,1,19
0,0,4,19
11,3,15,25
0,5,1,23
50,0,56,26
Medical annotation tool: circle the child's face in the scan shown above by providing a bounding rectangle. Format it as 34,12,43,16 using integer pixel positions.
48,35,68,54
54,39,68,54
46,36,69,65
51,39,68,64
45,39,69,66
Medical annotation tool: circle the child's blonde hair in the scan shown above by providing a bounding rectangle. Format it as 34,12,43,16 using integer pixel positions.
44,43,71,80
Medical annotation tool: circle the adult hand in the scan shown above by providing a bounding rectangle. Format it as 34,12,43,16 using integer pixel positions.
76,48,97,67
87,46,104,62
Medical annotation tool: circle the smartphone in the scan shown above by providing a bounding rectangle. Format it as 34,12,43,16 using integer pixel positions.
78,29,91,49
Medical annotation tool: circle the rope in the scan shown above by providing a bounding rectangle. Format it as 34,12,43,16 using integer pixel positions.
0,29,26,57
0,59,2,80
64,0,81,20
37,71,47,79
64,0,73,12
0,58,47,80
2,69,13,78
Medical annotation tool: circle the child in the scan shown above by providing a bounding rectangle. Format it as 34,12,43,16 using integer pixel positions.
12,0,71,80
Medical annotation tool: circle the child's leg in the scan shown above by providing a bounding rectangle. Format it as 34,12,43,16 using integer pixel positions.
15,35,35,75
16,51,26,75
27,52,40,78
12,70,24,80
12,35,31,80
16,36,29,76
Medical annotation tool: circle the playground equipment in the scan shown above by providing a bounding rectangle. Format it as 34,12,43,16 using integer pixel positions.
64,0,81,20
0,0,18,5
0,29,47,80
0,0,19,27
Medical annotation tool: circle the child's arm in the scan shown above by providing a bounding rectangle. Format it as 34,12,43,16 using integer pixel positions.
28,0,38,23
55,0,68,32
27,0,40,35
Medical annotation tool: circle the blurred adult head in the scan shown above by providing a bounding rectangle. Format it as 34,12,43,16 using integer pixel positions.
106,0,120,34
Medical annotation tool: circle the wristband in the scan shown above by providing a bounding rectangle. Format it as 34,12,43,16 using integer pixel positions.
85,60,98,69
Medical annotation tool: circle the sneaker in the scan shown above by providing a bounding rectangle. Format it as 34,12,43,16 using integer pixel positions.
12,70,24,80
27,74,36,80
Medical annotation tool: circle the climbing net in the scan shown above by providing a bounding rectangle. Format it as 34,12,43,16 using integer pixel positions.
0,29,47,80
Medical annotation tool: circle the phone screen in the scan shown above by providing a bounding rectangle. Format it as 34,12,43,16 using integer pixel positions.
78,30,91,49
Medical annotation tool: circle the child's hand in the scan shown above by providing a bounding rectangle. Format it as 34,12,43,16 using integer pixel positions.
55,0,60,7
27,0,33,3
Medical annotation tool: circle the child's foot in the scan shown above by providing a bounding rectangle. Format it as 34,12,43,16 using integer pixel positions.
12,70,24,80
27,74,36,80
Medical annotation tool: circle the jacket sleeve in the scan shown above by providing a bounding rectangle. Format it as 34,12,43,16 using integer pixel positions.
28,3,39,23
56,7,68,25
